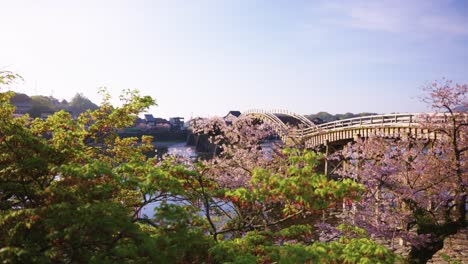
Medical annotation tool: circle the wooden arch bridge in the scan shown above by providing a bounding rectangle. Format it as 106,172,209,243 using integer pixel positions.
242,109,435,149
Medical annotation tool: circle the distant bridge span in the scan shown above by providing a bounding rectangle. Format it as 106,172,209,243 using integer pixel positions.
242,110,437,148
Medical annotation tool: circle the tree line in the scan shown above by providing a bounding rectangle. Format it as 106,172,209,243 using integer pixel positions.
305,112,378,124
10,92,98,118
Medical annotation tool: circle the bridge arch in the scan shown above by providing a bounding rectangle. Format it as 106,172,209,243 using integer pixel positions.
241,109,318,143
240,110,437,149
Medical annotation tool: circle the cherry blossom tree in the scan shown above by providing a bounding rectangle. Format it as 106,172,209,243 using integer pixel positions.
338,79,467,263
189,116,364,239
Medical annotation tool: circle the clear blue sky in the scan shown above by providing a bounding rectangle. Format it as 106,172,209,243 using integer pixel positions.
1,0,467,119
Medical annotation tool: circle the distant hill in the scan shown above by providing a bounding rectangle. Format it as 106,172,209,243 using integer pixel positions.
9,93,32,104
305,112,378,124
10,92,98,117
453,105,467,112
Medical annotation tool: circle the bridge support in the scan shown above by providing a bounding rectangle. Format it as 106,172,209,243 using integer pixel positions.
324,140,329,177
322,139,352,178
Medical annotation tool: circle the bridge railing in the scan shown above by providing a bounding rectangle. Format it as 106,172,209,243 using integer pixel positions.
288,113,422,137
242,110,463,140
244,109,316,127
242,110,292,140
245,109,303,116
317,113,417,129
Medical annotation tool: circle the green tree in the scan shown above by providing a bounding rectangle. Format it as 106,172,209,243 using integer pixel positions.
210,225,401,263
28,95,56,118
68,93,98,116
1,79,212,262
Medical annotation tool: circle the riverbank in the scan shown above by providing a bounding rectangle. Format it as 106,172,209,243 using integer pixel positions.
118,130,188,142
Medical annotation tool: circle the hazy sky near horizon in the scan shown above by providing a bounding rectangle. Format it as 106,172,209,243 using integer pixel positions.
1,0,468,119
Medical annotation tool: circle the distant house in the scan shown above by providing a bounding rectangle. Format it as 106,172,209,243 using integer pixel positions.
40,112,54,120
144,114,172,131
12,102,33,114
225,111,241,118
154,118,170,126
144,114,156,126
153,118,171,132
169,117,184,131
133,117,146,129
224,111,241,125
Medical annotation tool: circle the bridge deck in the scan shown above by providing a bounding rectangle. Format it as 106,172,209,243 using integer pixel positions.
242,110,458,148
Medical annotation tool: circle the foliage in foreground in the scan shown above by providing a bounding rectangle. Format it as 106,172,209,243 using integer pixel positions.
0,71,400,263
210,225,402,264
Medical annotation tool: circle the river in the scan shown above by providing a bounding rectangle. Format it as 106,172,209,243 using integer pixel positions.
140,140,279,218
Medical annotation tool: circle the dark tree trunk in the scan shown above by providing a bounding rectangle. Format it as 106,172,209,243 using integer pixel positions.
408,239,444,264
408,221,462,263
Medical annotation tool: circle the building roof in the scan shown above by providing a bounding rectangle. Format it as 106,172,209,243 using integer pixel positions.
154,118,169,123
144,114,155,122
224,111,241,118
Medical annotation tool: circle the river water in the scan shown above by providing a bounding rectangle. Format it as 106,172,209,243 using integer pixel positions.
140,140,279,218
149,141,197,160
154,140,280,160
